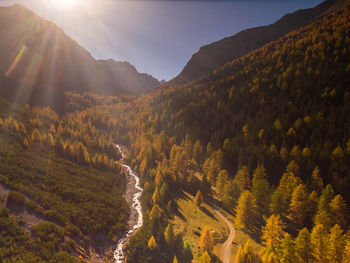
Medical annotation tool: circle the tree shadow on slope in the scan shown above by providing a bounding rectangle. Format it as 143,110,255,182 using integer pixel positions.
199,206,218,221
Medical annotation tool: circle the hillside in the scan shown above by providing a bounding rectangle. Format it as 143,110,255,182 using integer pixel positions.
115,6,350,262
0,96,132,262
0,2,349,263
170,0,349,86
0,4,160,114
98,60,159,95
145,6,350,198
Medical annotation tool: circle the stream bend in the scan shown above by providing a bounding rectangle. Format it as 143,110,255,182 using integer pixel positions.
113,144,143,263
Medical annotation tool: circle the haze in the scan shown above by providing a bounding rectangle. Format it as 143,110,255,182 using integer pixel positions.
0,0,322,80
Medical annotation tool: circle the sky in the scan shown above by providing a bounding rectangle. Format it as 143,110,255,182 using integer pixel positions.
0,0,323,80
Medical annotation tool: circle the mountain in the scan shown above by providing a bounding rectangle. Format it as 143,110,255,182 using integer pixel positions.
98,59,160,95
170,0,349,86
116,6,350,262
139,6,350,200
0,4,160,113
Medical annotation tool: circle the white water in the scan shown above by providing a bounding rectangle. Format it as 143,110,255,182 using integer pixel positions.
113,144,143,263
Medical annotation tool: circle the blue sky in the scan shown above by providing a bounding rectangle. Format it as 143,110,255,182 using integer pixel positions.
0,0,322,80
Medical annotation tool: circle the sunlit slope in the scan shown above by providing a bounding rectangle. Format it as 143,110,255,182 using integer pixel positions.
172,192,260,262
170,0,350,86
144,7,350,201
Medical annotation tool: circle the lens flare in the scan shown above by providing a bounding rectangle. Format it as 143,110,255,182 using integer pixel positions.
6,45,26,77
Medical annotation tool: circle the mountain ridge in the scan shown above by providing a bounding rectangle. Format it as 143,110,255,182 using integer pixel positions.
169,0,350,86
0,4,160,113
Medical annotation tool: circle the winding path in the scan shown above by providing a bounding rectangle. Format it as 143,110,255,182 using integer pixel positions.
214,209,236,263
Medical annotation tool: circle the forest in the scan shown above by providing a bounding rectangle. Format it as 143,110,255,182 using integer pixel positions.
121,7,350,263
0,4,349,263
0,97,130,262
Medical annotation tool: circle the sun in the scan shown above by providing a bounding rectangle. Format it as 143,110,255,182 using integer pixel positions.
49,0,83,11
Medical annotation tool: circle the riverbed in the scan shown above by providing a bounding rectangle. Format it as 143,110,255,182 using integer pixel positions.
113,144,143,263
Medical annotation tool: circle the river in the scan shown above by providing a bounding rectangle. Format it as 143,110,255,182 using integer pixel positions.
113,144,143,263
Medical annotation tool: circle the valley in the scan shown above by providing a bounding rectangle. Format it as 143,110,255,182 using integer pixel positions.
0,0,349,263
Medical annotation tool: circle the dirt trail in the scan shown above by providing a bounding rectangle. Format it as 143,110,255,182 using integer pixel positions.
214,209,235,263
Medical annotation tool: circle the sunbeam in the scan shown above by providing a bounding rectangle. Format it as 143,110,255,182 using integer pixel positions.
48,0,83,11
5,45,26,77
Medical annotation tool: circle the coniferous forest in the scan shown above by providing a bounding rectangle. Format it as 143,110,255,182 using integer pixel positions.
0,1,349,263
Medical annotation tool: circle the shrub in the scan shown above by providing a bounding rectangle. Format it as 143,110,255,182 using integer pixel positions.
7,191,25,206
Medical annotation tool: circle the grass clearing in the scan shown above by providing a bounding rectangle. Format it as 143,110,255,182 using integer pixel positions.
172,192,262,262
215,210,262,262
172,192,229,261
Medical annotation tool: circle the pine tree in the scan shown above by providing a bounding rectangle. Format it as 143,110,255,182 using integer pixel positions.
234,166,251,192
216,169,230,199
274,119,283,131
328,224,345,263
311,224,329,263
242,240,260,262
343,240,350,263
332,146,344,160
314,210,332,230
148,235,157,250
193,140,203,163
164,223,175,246
23,138,29,149
149,204,162,221
271,173,302,215
290,145,301,162
302,147,311,160
289,184,308,228
31,128,41,142
262,214,286,253
306,191,318,225
252,164,271,218
199,226,214,252
262,252,278,263
311,167,323,194
235,244,244,263
47,133,55,147
152,187,160,204
270,188,284,215
279,233,296,263
198,251,211,263
155,170,164,187
206,142,214,157
57,123,63,136
194,190,203,206
235,190,257,229
280,147,288,160
294,228,312,263
11,120,19,132
330,194,348,230
314,184,335,228
160,182,169,202
286,160,300,176
50,123,56,134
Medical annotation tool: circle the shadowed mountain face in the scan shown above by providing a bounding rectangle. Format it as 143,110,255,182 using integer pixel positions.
98,60,160,95
170,0,349,86
0,4,159,113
